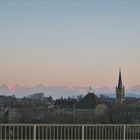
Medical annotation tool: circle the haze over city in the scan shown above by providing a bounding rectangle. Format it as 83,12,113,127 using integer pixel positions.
0,0,140,89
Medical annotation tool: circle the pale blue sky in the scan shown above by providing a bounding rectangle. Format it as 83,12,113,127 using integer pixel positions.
0,0,140,87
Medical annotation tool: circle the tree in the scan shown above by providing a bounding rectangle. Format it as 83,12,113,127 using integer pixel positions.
76,95,83,101
47,96,53,103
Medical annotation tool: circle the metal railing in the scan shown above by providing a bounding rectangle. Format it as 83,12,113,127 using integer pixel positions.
0,124,140,140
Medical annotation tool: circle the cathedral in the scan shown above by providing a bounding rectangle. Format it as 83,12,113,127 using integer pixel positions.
116,69,125,104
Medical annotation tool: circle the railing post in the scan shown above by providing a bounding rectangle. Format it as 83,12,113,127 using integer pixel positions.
82,125,84,140
34,125,36,140
123,125,126,140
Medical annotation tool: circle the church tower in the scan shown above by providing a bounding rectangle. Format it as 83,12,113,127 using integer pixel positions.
116,69,125,104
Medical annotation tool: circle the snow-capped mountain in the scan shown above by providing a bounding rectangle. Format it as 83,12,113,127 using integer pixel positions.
0,84,140,99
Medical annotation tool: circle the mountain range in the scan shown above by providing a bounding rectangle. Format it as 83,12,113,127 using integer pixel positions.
0,84,140,99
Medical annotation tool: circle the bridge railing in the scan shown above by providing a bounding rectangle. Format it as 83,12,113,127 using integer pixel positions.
0,124,140,140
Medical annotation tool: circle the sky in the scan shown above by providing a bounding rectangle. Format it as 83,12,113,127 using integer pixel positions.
0,0,140,88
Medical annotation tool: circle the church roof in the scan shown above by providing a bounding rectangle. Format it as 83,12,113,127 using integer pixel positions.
77,92,98,109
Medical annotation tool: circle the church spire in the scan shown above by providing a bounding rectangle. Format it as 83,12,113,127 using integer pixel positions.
118,69,123,89
116,68,125,104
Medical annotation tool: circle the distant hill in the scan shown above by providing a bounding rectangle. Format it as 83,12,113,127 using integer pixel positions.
126,85,140,97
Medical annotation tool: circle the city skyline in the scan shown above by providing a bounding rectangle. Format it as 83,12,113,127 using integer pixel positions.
0,1,140,87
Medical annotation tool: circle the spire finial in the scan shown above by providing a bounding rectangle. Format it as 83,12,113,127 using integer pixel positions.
88,85,94,94
89,85,91,90
118,67,122,89
119,66,121,72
